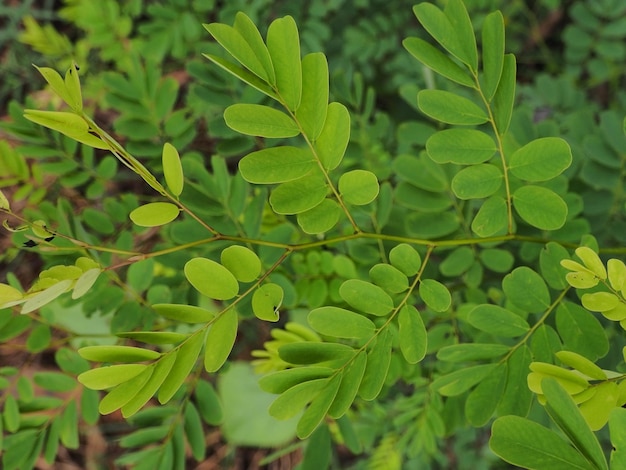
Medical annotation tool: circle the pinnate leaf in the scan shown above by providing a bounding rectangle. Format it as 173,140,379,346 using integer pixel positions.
239,146,316,184
418,90,488,125
224,104,299,138
129,202,180,227
509,138,572,182
338,170,379,205
308,307,376,339
184,257,239,300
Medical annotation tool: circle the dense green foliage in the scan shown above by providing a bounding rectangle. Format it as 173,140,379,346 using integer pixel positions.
2,1,626,468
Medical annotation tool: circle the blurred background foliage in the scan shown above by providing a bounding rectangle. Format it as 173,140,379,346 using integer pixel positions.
1,0,626,468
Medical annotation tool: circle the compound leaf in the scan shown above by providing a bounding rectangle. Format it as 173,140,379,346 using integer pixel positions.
204,308,238,372
224,104,299,138
339,279,394,316
451,164,502,199
338,170,379,205
239,146,316,184
184,257,239,301
269,174,328,214
297,53,328,141
481,11,505,100
418,90,488,125
308,307,376,339
398,305,427,363
426,129,496,164
220,245,262,282
467,304,529,337
403,37,474,87
509,138,572,182
129,202,180,227
252,283,283,322
162,143,184,197
158,332,204,404
267,15,301,112
315,102,350,170
513,185,567,230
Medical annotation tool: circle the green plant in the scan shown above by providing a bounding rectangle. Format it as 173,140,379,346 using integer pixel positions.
2,1,626,469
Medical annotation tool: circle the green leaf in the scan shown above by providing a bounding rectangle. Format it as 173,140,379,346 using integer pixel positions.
239,146,316,184
221,246,262,282
252,283,283,322
260,367,334,394
64,64,82,112
21,279,72,314
162,143,184,197
467,305,530,337
184,257,239,301
481,11,505,100
72,268,101,300
232,12,275,83
184,403,206,461
297,374,342,439
509,138,572,182
389,243,422,276
121,353,177,418
431,364,496,396
471,195,508,237
224,104,299,138
437,343,510,362
3,395,19,432
418,90,488,125
540,242,571,290
406,211,460,239
492,54,516,134
338,170,379,205
609,408,626,468
419,279,451,312
270,378,328,420
202,54,278,100
443,0,478,72
369,264,409,294
402,37,474,87
528,362,589,395
153,304,214,323
339,279,394,316
23,110,108,149
556,301,609,361
314,102,350,170
579,382,618,431
33,371,75,392
398,305,427,364
204,308,238,372
451,164,503,199
195,379,223,425
279,342,354,366
296,53,328,141
542,378,609,470
204,22,271,82
502,266,551,313
575,247,607,280
99,367,153,415
116,331,188,345
466,362,507,426
498,345,533,417
269,174,328,215
158,332,204,404
308,307,376,339
296,199,341,234
60,400,79,448
78,345,160,363
0,283,23,307
328,352,367,418
426,129,496,164
129,202,180,227
490,416,595,470
34,65,73,110
266,15,301,112
359,328,393,400
78,364,148,390
513,185,567,230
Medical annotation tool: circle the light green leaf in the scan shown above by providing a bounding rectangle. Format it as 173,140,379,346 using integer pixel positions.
71,268,101,300
78,345,160,363
269,378,328,420
579,382,618,431
224,104,299,138
252,283,283,322
481,11,505,100
418,90,488,125
121,353,177,418
0,189,9,211
184,402,206,461
204,308,238,372
99,367,152,415
359,328,393,400
202,54,278,100
34,65,73,109
556,301,609,361
153,304,214,323
542,378,609,470
129,202,180,227
328,352,367,419
23,109,109,149
608,259,626,290
279,342,354,366
389,243,422,276
314,102,350,170
296,199,341,234
260,367,334,394
431,364,496,396
78,364,148,390
296,53,328,141
509,138,572,182
406,211,460,239
266,15,301,112
116,331,187,345
239,146,316,184
528,362,589,395
232,12,275,84
158,332,204,404
369,264,409,294
468,304,530,337
503,266,551,313
184,257,239,300
513,185,567,230
451,164,502,199
575,246,607,280
402,37,474,87
64,64,82,112
498,345,533,417
33,371,76,392
471,195,508,237
492,54,516,134
443,0,478,72
339,279,394,316
609,408,626,468
204,22,271,82
162,143,184,197
269,174,327,215
221,245,262,282
0,283,23,307
338,170,379,205
426,129,496,165
419,279,451,312
21,279,72,314
398,305,427,364
308,307,376,339
490,416,595,470
582,292,619,312
555,351,606,381
466,362,507,426
297,374,342,439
